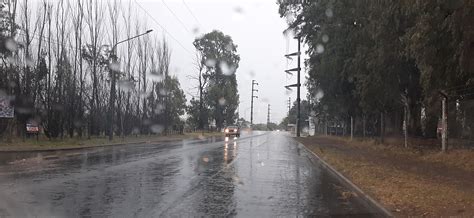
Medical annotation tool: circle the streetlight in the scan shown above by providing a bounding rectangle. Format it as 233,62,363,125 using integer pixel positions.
108,29,153,141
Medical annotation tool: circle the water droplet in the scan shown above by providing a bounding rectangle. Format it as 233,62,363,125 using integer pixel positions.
248,71,255,77
234,6,244,14
325,8,333,18
261,97,269,103
315,89,324,100
285,13,295,23
232,6,244,21
25,56,35,68
192,27,199,34
6,56,17,66
205,58,216,67
202,156,209,162
52,104,64,111
73,120,83,127
109,61,120,72
219,61,236,76
132,127,140,134
5,38,18,52
150,124,164,134
225,43,233,52
219,97,226,106
149,70,164,82
154,104,164,114
316,44,325,54
117,80,134,92
143,119,152,126
17,107,33,114
322,34,329,43
159,88,167,96
285,89,293,95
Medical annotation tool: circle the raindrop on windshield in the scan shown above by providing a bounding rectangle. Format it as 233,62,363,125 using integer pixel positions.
5,38,18,52
205,58,216,67
159,88,168,96
7,56,17,66
192,27,199,34
325,8,333,18
117,80,134,92
150,124,164,134
234,6,244,14
143,119,152,126
219,61,236,76
285,89,293,95
109,61,120,72
25,56,35,68
53,103,64,111
154,104,164,114
315,89,324,100
322,34,329,43
225,43,233,52
73,120,83,128
316,44,325,54
232,6,244,21
261,97,269,103
219,97,226,106
248,70,256,77
16,107,33,114
149,70,164,82
132,127,140,135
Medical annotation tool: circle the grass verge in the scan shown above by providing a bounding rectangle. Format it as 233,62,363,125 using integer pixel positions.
0,132,223,152
296,135,474,217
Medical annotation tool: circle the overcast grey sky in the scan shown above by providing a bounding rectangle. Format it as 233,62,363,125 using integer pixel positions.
138,0,308,124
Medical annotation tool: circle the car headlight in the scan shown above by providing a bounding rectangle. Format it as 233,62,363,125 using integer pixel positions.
225,129,229,133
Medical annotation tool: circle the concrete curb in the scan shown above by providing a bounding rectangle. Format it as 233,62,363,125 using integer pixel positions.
298,142,394,217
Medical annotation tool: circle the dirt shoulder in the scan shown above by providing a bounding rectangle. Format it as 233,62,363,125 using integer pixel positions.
296,136,474,217
0,132,222,152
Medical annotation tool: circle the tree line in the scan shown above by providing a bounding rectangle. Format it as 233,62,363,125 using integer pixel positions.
0,0,189,140
278,0,474,140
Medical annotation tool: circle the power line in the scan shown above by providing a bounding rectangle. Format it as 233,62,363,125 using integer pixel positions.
161,0,192,35
133,0,193,56
182,0,203,28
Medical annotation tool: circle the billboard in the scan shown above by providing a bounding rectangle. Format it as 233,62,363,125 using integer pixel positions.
0,96,14,118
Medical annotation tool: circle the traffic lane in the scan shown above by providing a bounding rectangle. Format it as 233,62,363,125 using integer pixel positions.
159,132,379,217
0,131,379,217
0,132,262,217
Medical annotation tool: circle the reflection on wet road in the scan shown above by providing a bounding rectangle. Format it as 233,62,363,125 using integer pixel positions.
0,132,381,217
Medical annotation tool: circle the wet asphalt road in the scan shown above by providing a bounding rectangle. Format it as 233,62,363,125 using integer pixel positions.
0,131,382,217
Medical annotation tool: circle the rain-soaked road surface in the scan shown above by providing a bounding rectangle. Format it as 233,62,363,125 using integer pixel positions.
0,131,383,217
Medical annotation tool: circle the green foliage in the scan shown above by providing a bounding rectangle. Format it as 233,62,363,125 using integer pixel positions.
150,75,187,130
193,30,240,129
278,0,474,138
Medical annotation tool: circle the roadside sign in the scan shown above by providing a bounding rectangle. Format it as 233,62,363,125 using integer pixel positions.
26,123,39,133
